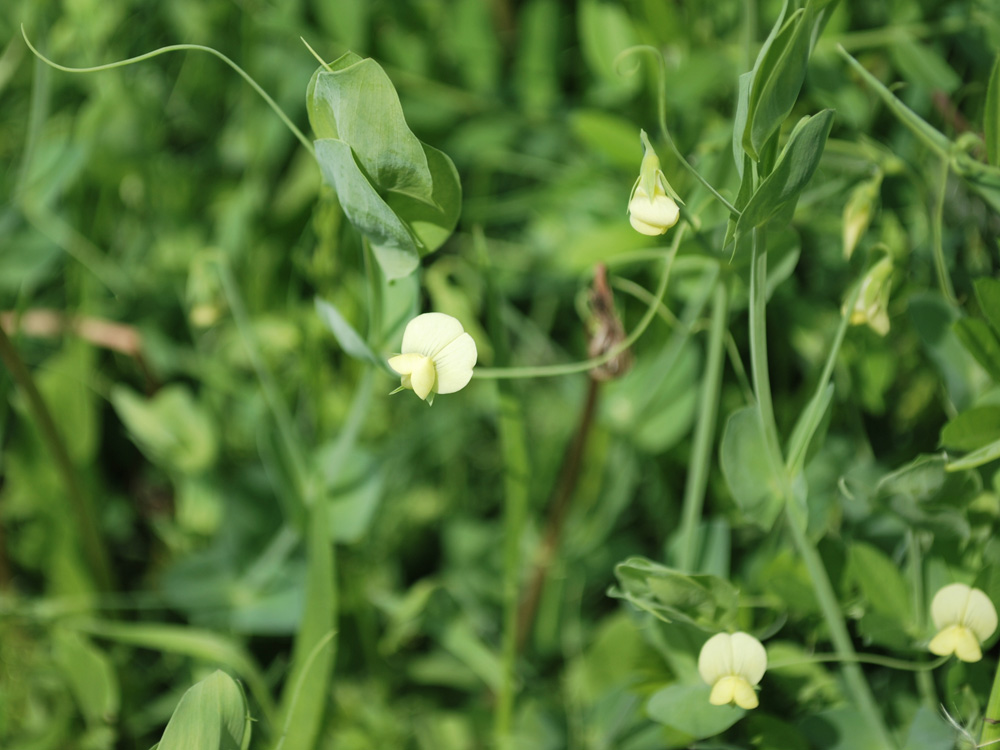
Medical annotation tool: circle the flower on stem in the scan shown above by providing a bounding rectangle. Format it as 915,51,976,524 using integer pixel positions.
627,130,681,236
388,313,477,405
846,253,893,336
928,583,997,663
698,632,767,710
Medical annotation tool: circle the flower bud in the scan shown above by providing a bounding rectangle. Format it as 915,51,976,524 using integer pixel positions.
627,130,681,236
846,253,893,336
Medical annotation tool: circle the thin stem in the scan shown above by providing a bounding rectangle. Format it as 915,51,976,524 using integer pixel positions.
677,280,728,572
615,46,739,218
748,230,785,478
20,27,314,155
0,325,113,590
931,157,957,305
786,508,896,748
476,230,684,380
906,529,938,709
769,652,949,672
982,658,1000,747
742,0,757,72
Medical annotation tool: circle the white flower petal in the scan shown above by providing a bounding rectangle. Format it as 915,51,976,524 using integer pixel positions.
629,214,667,236
628,185,679,230
931,583,975,630
401,313,466,358
432,332,477,394
729,632,767,685
388,352,425,375
408,355,436,401
964,587,998,642
698,633,734,686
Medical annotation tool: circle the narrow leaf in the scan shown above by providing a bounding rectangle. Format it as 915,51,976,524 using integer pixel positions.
953,317,1000,382
974,277,1000,337
985,54,1000,167
315,297,381,366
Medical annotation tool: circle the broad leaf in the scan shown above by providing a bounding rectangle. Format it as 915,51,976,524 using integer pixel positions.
646,683,745,738
155,671,250,750
954,317,1000,382
720,406,785,528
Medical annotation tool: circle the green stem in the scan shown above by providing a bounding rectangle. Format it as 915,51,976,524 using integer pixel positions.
906,530,938,709
747,231,894,747
786,508,896,747
930,157,957,305
476,229,684,380
747,230,785,480
982,659,1000,746
769,652,949,672
677,280,728,572
20,27,314,155
0,325,113,590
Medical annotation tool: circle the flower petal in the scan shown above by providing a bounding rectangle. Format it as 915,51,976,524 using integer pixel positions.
408,355,436,401
401,313,466,358
729,632,767,685
388,352,425,375
698,633,734,686
628,188,679,229
708,676,737,706
930,625,982,662
964,587,998,641
931,583,973,630
629,214,667,236
432,332,477,394
731,677,759,710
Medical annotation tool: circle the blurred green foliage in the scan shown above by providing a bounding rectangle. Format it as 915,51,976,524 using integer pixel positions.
1,0,1000,748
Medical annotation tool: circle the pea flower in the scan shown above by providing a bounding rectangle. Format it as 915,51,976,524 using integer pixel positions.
846,253,893,336
928,583,997,663
627,130,681,236
388,313,477,404
698,632,767,710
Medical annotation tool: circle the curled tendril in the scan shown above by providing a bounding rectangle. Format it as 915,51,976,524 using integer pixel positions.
614,44,740,218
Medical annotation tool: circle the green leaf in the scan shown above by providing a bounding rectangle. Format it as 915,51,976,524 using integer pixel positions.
902,705,958,750
308,54,432,199
314,297,381,367
875,454,979,537
985,54,1000,167
110,384,217,475
785,383,833,477
974,277,1000,337
646,683,744,738
720,406,784,529
51,628,120,726
745,8,812,160
954,317,1000,382
313,138,421,280
941,406,1000,451
306,53,462,279
945,436,1000,471
736,110,834,237
273,497,336,750
847,542,911,622
72,619,274,723
801,707,890,750
156,671,250,750
577,0,640,97
610,556,740,632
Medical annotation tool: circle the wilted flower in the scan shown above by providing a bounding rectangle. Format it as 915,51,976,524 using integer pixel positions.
698,632,767,710
388,313,477,404
928,583,997,662
628,130,680,236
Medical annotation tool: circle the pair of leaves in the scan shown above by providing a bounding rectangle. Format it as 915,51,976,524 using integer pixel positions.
307,52,461,280
609,556,740,632
739,0,835,162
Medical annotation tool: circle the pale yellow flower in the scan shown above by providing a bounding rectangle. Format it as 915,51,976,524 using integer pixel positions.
698,632,767,710
627,130,680,236
388,313,477,404
928,583,997,662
